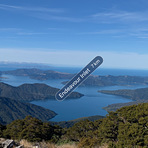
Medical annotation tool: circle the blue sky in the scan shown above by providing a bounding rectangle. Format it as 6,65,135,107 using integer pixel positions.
1,0,148,69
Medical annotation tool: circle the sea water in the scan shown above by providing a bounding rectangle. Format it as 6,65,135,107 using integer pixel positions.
1,67,148,121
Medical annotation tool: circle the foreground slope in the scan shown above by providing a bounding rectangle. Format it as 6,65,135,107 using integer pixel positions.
65,103,148,147
1,103,147,148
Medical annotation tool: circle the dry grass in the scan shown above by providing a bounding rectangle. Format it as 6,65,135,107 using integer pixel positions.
95,143,108,148
57,143,77,148
40,142,77,148
20,139,33,148
40,141,57,148
0,138,5,143
19,140,78,148
19,140,108,148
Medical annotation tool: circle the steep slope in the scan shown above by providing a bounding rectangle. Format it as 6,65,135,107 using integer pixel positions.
0,97,56,124
65,103,148,147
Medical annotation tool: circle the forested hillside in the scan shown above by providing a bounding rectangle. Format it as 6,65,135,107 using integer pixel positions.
0,82,83,101
0,97,56,124
65,103,148,147
0,103,147,148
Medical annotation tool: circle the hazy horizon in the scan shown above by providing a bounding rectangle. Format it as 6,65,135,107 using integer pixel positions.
1,60,148,71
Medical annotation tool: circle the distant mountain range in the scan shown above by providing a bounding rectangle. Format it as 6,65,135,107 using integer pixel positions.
0,82,83,101
63,75,148,86
0,97,56,125
2,68,74,80
0,61,52,69
2,68,148,86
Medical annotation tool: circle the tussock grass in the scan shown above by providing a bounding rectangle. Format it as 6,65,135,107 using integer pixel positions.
40,141,57,148
19,140,108,148
20,139,33,148
20,140,78,148
57,143,77,148
98,143,108,148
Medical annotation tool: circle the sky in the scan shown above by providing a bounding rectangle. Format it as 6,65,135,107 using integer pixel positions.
0,0,148,69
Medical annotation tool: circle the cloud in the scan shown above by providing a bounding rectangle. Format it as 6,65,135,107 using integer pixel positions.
0,3,84,22
78,29,125,35
0,27,50,37
78,27,148,39
0,4,63,13
1,4,148,24
17,32,48,36
31,13,84,22
0,48,148,70
91,10,148,24
0,28,21,32
128,27,148,39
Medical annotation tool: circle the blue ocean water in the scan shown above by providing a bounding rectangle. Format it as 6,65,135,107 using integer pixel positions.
1,67,148,121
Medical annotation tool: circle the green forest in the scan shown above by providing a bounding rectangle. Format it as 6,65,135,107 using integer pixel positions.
0,103,148,148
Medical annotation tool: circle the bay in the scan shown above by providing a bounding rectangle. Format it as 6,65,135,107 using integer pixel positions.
1,67,148,121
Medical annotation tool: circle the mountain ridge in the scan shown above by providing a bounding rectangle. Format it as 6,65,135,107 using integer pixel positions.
0,82,84,101
0,97,57,124
99,87,148,101
99,87,148,111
